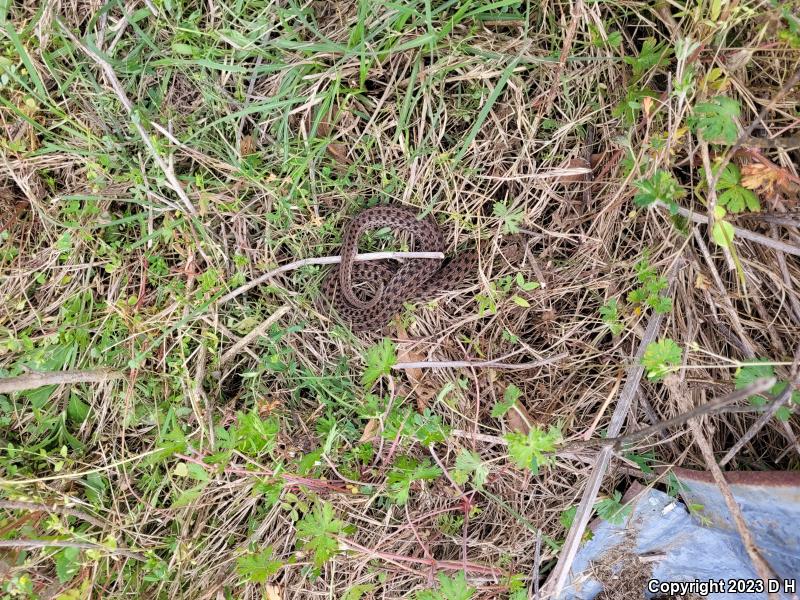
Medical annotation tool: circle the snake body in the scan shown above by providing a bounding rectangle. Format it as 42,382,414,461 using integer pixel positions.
322,205,475,331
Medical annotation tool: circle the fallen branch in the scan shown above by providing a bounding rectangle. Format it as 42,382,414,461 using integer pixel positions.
0,539,146,562
656,201,800,257
393,352,567,371
0,369,123,394
719,343,800,467
218,250,445,305
220,306,292,365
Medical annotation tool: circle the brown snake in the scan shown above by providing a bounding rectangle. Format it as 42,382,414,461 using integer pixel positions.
322,205,476,331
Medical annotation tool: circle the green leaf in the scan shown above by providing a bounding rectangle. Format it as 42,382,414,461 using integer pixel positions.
492,384,521,418
689,96,740,144
236,546,281,584
633,170,685,210
711,219,735,248
67,394,90,423
171,483,207,508
595,491,632,525
641,338,682,380
560,505,577,528
599,299,624,335
296,502,348,569
719,186,760,213
362,338,396,387
416,571,475,600
505,425,562,473
454,449,489,489
386,456,442,505
343,584,377,600
55,546,81,583
623,38,673,81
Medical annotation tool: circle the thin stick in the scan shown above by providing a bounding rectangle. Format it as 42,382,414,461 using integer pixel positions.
393,352,567,371
0,500,108,529
0,369,123,394
218,251,445,305
544,264,676,598
0,539,146,561
55,18,197,217
220,306,291,365
719,344,800,467
656,201,800,257
603,377,776,449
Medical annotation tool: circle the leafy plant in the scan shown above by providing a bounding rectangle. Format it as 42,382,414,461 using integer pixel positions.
453,449,489,489
700,163,760,213
386,456,442,505
623,38,673,81
295,502,350,570
633,169,686,213
505,425,562,473
735,359,800,421
362,338,397,387
688,96,740,145
236,546,282,584
493,202,525,234
627,256,673,314
641,338,682,380
416,571,475,600
599,299,624,335
595,491,632,525
492,383,521,418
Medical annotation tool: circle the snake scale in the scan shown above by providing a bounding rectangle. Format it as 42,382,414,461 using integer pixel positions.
322,205,476,331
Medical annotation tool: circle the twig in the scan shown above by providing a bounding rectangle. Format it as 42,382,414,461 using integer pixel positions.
655,201,800,257
0,369,123,394
543,263,677,598
393,352,567,371
220,306,291,365
0,539,146,561
55,18,197,217
604,377,776,449
218,251,445,305
719,344,800,467
0,500,107,529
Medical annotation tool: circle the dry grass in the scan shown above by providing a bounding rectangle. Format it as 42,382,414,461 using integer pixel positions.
1,0,799,598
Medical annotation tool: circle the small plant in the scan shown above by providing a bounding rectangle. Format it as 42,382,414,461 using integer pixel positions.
627,256,673,314
295,501,352,571
735,359,800,421
236,546,282,584
505,425,562,474
491,383,521,418
599,299,624,335
623,37,673,81
700,163,760,214
453,448,489,489
416,571,475,600
362,338,396,387
492,201,525,234
688,96,741,145
633,169,686,213
595,491,632,525
386,456,442,505
641,338,682,380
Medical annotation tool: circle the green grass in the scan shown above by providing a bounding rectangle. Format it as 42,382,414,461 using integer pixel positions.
1,0,799,598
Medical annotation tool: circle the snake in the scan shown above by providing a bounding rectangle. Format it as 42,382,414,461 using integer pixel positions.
321,205,476,331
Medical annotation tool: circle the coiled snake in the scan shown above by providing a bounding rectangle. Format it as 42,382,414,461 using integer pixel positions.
322,205,476,331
